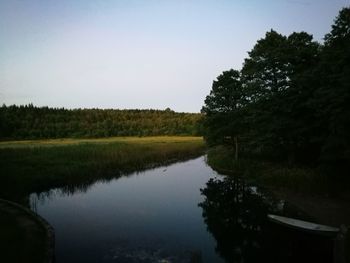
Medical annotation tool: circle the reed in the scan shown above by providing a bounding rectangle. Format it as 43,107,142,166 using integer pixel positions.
0,136,205,200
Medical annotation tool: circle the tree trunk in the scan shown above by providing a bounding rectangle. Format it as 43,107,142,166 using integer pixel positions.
234,136,238,161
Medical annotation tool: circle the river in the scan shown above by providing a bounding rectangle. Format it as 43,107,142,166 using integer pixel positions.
29,156,334,263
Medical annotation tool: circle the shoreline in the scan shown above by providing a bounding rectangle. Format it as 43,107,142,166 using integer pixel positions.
0,198,54,263
206,147,350,227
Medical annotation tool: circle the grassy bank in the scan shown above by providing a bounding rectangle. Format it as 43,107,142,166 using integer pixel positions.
0,136,205,200
207,146,350,227
207,146,350,262
207,146,334,194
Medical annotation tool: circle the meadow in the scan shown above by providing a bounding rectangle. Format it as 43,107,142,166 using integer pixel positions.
0,136,205,201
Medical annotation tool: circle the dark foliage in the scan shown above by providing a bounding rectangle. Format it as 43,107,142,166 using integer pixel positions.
202,7,350,171
199,177,335,263
0,105,203,139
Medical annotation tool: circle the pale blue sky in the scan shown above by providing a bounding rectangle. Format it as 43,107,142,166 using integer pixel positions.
0,0,348,112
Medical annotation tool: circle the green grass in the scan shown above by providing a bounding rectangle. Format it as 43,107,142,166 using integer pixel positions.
0,136,202,148
0,136,205,200
206,146,333,194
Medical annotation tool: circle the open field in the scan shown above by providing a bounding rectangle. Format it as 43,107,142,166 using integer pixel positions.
0,136,205,201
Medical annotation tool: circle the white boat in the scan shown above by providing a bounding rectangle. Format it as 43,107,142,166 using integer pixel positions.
268,214,340,237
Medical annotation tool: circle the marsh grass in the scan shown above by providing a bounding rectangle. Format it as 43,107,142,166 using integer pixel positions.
0,136,205,200
0,136,202,148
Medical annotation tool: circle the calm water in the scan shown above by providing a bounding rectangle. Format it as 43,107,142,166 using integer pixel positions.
30,156,334,263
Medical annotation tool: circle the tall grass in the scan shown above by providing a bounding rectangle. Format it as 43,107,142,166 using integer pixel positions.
0,136,202,148
0,137,205,200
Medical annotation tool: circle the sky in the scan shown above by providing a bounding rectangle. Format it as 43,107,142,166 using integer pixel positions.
0,0,348,112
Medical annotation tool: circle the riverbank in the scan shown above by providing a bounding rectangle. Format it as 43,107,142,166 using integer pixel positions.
0,136,205,201
206,146,350,227
0,198,54,263
207,146,350,262
0,136,205,263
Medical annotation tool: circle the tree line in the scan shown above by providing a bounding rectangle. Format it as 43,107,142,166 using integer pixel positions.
0,105,203,139
202,7,350,170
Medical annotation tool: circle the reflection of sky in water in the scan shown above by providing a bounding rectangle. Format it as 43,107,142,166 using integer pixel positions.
30,156,225,263
30,156,325,263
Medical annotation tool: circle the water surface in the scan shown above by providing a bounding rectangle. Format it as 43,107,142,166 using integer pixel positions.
31,156,223,262
30,156,333,263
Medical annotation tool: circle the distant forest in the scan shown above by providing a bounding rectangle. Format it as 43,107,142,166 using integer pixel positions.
0,105,202,139
202,7,350,169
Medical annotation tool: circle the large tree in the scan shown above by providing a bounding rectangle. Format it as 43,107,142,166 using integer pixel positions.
202,7,349,169
314,7,350,167
202,69,246,159
241,30,320,162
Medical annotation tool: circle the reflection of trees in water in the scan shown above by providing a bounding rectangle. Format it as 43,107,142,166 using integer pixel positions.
29,162,180,210
29,167,158,210
30,176,119,212
199,176,280,262
199,176,335,263
27,158,197,209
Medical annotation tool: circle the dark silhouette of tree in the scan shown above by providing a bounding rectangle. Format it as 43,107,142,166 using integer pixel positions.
201,70,247,159
241,30,320,162
202,7,349,171
314,7,350,169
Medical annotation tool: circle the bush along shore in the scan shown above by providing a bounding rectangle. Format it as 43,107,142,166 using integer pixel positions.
207,146,332,194
206,146,350,227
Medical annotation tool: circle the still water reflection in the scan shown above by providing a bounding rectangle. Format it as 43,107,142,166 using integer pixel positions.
30,156,333,263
